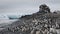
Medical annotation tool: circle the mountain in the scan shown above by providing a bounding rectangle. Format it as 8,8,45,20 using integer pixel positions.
0,4,60,34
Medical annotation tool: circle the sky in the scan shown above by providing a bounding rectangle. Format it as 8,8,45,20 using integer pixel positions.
0,0,60,15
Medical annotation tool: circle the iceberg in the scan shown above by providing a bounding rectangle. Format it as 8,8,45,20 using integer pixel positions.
0,15,9,19
8,15,21,19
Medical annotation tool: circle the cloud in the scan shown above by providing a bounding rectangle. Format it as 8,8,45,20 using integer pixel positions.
0,0,60,15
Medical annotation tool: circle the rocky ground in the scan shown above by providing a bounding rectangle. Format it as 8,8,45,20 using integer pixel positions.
0,4,60,34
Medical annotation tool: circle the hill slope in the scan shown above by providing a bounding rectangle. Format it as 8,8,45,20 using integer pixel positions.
0,4,60,34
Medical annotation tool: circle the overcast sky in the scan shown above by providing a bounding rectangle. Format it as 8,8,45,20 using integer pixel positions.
0,0,60,15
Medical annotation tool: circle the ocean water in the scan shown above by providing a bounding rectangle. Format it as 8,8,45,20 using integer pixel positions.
0,19,17,24
0,19,17,27
0,15,19,28
0,15,19,31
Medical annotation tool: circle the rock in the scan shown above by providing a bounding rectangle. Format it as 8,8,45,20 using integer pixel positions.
0,4,60,34
36,31,40,34
39,4,50,13
30,29,37,34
